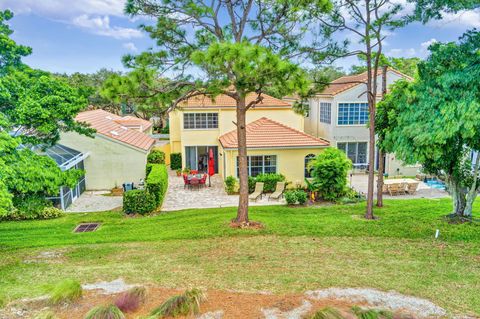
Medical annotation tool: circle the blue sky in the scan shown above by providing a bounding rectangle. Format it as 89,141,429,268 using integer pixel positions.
1,0,479,74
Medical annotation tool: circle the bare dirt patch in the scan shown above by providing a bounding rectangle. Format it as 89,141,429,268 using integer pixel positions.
0,286,429,319
229,220,264,229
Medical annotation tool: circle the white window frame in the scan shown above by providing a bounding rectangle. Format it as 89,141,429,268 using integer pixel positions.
337,102,369,126
337,141,368,167
236,155,277,177
183,113,219,129
319,102,331,124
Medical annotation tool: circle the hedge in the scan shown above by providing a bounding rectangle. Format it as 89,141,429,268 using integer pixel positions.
147,149,165,164
123,190,156,215
170,153,182,170
248,173,286,193
146,164,168,206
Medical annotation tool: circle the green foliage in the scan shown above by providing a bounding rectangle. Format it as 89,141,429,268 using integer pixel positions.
150,288,205,318
284,190,308,205
0,294,6,309
350,54,421,78
248,173,286,193
377,31,480,217
147,149,166,164
84,304,125,319
49,279,82,304
146,164,168,206
123,190,156,215
0,11,91,218
170,153,182,170
351,306,393,319
1,197,64,221
310,307,345,319
225,176,237,195
310,148,352,201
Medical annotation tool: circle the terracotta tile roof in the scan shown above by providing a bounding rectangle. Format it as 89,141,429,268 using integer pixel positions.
319,67,412,96
114,115,153,131
75,109,155,151
219,117,329,149
179,92,291,108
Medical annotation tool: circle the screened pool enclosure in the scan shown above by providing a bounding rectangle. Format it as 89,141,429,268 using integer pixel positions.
41,144,89,210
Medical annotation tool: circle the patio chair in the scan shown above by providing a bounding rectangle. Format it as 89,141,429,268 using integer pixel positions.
400,182,408,195
199,174,207,187
388,183,401,196
249,182,264,202
406,182,419,195
183,175,190,189
269,182,286,201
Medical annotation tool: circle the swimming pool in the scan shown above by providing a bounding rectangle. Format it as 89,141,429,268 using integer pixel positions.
425,179,446,190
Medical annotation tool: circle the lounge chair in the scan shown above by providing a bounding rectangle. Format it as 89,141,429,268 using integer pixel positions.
249,182,264,202
406,182,419,194
388,183,401,196
269,182,286,200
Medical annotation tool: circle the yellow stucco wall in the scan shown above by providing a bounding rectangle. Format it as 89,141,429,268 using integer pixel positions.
223,147,324,187
169,107,305,170
60,132,149,190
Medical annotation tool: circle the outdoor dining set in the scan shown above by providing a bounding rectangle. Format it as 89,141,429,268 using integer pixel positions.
382,178,419,196
183,170,208,189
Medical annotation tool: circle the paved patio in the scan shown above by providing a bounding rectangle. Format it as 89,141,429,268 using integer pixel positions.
349,174,448,199
66,191,123,212
161,170,285,211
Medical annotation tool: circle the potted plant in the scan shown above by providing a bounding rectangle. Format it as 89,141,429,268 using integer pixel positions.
182,167,191,175
176,169,182,177
111,183,124,196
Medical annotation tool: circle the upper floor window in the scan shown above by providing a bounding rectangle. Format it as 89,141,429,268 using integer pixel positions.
337,142,368,165
319,102,331,124
337,103,368,125
183,113,218,129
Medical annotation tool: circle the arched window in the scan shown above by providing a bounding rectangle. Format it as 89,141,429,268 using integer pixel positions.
305,154,316,178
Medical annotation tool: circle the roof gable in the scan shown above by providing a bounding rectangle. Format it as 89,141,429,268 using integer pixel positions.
219,117,329,149
75,109,155,151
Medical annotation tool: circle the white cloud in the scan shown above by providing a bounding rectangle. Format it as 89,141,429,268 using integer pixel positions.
72,14,142,39
386,48,416,58
123,42,138,52
0,0,126,18
428,9,480,29
421,38,438,51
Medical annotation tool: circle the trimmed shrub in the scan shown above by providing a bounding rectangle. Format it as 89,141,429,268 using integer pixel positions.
310,148,352,201
40,207,65,219
170,153,182,170
296,190,308,205
146,163,153,176
284,190,297,205
248,173,286,193
284,190,308,205
224,176,237,195
146,164,168,206
150,288,205,318
147,149,166,164
11,195,49,220
123,190,156,215
114,286,146,313
84,304,125,319
49,279,82,304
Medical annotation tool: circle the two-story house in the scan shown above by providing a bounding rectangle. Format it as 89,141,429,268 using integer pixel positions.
304,68,420,176
169,92,329,185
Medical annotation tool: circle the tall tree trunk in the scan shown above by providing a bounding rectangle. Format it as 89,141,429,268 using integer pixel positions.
376,65,388,208
448,177,467,217
235,96,249,223
464,153,480,217
376,149,384,207
366,93,376,219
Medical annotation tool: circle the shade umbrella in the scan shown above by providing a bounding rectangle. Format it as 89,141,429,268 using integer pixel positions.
208,148,215,187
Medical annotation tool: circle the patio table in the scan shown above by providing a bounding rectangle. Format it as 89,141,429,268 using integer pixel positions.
383,178,417,185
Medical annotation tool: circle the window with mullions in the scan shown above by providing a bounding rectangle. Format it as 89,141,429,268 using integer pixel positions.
236,155,277,177
337,103,369,125
183,113,218,129
337,142,368,165
319,102,331,124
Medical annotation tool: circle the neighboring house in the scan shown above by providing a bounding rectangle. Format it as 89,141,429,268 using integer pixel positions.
59,109,155,192
303,68,420,176
169,93,329,185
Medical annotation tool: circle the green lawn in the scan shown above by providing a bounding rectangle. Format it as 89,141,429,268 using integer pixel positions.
1,199,480,316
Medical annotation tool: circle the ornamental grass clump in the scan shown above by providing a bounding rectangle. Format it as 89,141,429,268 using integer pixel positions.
33,311,58,319
149,288,205,318
310,307,346,319
49,279,82,304
84,304,125,319
351,306,393,319
114,286,146,313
